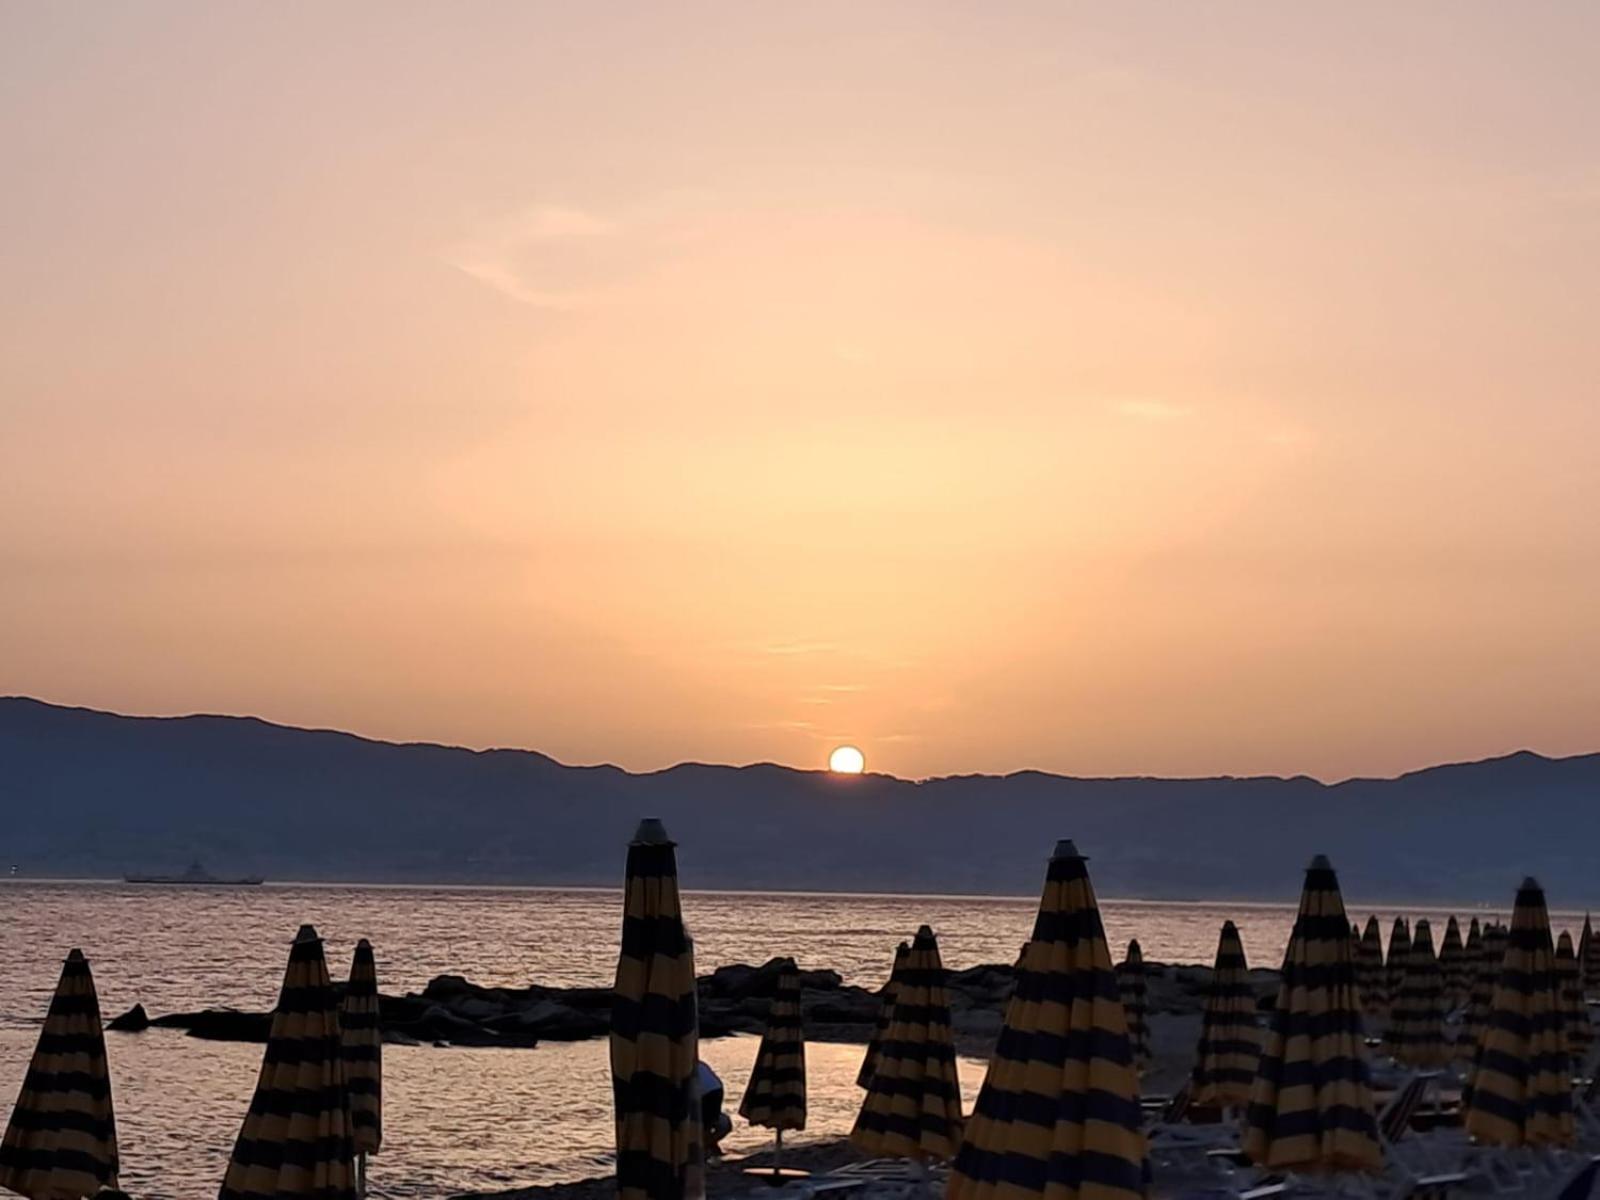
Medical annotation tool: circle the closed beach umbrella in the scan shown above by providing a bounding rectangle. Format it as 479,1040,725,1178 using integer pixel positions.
1192,920,1260,1112
0,950,118,1199
858,942,909,1090
1386,918,1412,1009
1439,917,1466,1011
611,818,703,1200
1385,919,1449,1068
340,939,382,1168
851,925,964,1160
1356,917,1387,1021
1555,933,1593,1067
1242,854,1381,1174
948,839,1145,1200
1462,878,1572,1148
1464,924,1508,1062
220,925,356,1200
739,957,806,1145
1117,940,1151,1071
1582,915,1600,1000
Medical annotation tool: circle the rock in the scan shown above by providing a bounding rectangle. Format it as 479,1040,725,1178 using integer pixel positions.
489,1000,607,1041
152,1009,273,1042
107,1003,149,1032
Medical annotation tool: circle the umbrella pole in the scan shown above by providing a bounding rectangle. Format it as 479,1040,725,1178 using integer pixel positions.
358,1151,367,1200
773,1127,782,1175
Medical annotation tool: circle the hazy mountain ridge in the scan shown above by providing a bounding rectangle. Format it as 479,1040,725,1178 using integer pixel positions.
2,696,1597,905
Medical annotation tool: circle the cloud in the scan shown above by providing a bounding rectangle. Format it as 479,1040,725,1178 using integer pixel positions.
443,204,617,309
1114,400,1188,421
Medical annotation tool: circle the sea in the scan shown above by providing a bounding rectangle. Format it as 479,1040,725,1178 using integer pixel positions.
0,882,1528,1199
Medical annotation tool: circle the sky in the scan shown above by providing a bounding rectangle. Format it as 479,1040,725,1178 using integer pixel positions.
3,3,1598,782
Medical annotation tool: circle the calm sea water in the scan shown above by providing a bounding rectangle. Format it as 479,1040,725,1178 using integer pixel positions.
0,882,1534,1199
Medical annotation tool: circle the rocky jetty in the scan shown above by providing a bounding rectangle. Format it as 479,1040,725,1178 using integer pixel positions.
108,957,1281,1051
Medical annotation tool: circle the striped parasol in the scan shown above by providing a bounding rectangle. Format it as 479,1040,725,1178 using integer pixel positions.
1191,920,1260,1112
1385,918,1411,1010
0,949,118,1199
851,924,964,1160
220,925,357,1200
1582,915,1600,1000
1356,917,1387,1021
1439,917,1466,1011
1464,923,1508,1062
948,839,1145,1200
1385,918,1449,1068
1117,939,1151,1071
612,818,704,1200
1462,878,1572,1147
858,942,910,1090
739,957,807,1143
1555,933,1593,1068
341,937,383,1191
1242,854,1381,1174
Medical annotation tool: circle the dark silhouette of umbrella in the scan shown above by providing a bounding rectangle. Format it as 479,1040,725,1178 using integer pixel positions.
0,950,118,1199
858,942,909,1090
851,924,963,1161
1192,920,1260,1112
1386,918,1449,1068
1462,878,1572,1147
611,819,703,1200
1117,940,1150,1071
948,839,1145,1200
340,937,382,1197
1242,855,1380,1173
219,925,356,1200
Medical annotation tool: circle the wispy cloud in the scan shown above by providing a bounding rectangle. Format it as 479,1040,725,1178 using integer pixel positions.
1114,399,1188,421
443,204,617,309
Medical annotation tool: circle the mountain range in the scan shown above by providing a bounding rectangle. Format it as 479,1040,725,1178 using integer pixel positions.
2,696,1597,905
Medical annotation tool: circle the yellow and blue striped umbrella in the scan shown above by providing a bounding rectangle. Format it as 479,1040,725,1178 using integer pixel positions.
611,819,704,1200
0,950,118,1200
858,942,910,1090
851,925,964,1160
1464,923,1507,1062
1555,933,1593,1067
1581,915,1600,1000
1242,855,1381,1174
739,958,806,1133
1192,920,1260,1112
1439,917,1466,1011
1385,919,1449,1068
1117,940,1151,1071
220,925,357,1200
1462,878,1572,1148
1385,918,1411,1011
340,939,382,1161
1356,917,1387,1022
948,839,1145,1200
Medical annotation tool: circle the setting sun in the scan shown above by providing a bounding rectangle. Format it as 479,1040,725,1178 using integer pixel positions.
828,745,865,775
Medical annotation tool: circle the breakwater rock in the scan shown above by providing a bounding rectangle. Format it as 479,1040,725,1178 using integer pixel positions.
110,957,1280,1050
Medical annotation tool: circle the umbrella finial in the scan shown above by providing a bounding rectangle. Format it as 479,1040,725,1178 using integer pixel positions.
293,924,321,945
1308,853,1333,871
1051,838,1085,860
632,817,672,845
1520,876,1541,891
65,948,86,963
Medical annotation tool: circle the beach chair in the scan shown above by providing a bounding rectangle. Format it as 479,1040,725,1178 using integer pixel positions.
1148,1081,1247,1173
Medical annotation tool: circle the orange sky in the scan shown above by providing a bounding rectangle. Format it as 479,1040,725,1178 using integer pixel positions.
3,4,1598,781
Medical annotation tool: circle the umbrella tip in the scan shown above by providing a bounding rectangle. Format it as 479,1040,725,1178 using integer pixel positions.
1051,838,1085,860
632,817,672,845
356,937,372,950
914,923,935,941
1308,853,1333,870
1520,875,1541,892
65,948,86,962
293,924,321,945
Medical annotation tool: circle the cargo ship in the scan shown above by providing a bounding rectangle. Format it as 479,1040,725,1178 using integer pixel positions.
124,860,264,886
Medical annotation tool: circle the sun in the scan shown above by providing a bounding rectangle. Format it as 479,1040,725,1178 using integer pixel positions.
828,745,865,774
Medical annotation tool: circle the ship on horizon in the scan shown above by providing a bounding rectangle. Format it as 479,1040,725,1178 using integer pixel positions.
124,860,263,886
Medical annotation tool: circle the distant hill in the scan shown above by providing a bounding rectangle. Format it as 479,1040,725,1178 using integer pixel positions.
2,696,1597,905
